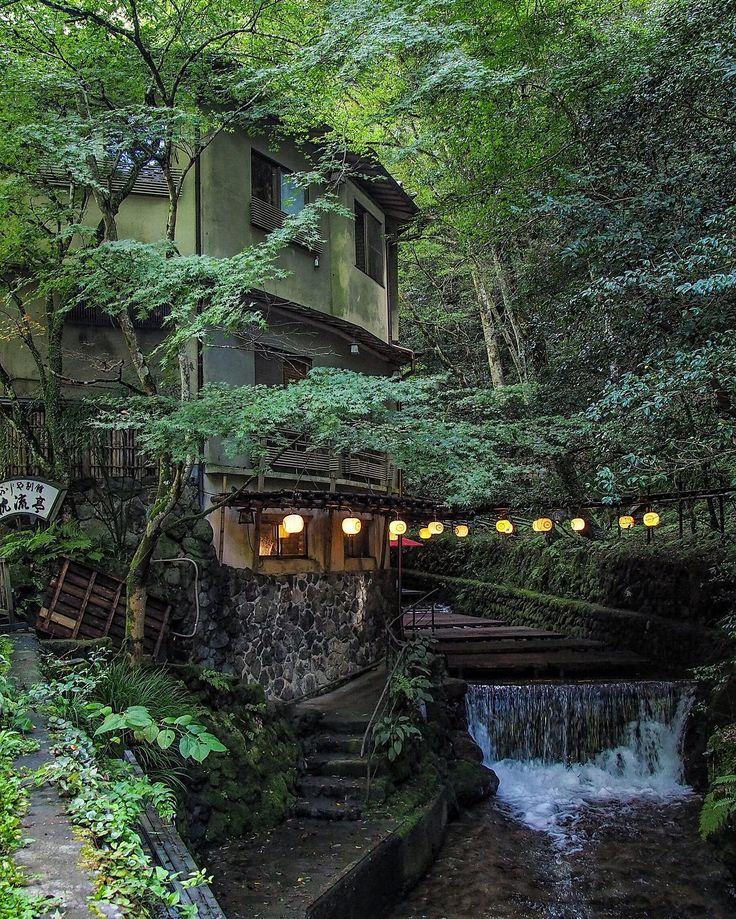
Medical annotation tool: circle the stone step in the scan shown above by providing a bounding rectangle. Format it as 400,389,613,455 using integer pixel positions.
318,716,371,735
307,754,379,778
296,775,365,799
313,733,364,755
293,796,363,821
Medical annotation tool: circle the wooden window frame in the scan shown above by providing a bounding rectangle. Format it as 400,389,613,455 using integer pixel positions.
251,150,307,214
354,201,385,286
344,521,373,559
259,514,309,559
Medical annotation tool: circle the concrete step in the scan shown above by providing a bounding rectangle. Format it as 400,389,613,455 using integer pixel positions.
293,796,363,821
307,754,379,778
319,717,371,735
297,775,365,799
314,733,364,755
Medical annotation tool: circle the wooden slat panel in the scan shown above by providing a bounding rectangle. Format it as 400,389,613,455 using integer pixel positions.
41,162,183,198
250,196,323,254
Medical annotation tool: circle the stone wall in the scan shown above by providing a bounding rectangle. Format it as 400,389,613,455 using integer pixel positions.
191,566,393,701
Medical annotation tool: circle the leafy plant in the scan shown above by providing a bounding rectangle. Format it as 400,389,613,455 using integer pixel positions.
372,714,422,763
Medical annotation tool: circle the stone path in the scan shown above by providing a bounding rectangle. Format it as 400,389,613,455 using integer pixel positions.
8,633,106,919
205,667,398,917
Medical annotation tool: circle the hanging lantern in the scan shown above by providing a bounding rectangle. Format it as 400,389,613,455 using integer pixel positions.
282,513,304,534
419,527,432,539
643,511,661,528
618,515,635,530
570,517,587,532
496,519,514,535
342,517,362,535
454,524,469,538
428,520,444,535
532,517,554,533
389,519,407,537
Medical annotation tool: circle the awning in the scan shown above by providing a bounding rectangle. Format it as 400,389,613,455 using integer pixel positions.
390,537,423,547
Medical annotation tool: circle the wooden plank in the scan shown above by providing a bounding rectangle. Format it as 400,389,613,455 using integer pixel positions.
407,626,566,641
72,571,97,638
436,638,606,655
446,652,645,672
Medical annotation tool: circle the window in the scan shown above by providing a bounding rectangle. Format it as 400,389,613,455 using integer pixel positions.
345,521,372,559
251,150,306,214
354,202,384,285
254,350,311,387
259,516,308,558
282,355,311,386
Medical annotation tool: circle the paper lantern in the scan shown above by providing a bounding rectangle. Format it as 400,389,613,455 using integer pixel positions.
428,520,444,535
496,519,514,535
419,527,432,539
342,517,362,535
618,515,635,529
454,524,469,538
282,513,304,534
532,517,554,533
570,517,587,532
643,511,661,528
389,519,407,537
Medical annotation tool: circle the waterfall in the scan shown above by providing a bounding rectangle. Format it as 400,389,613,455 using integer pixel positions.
467,682,694,848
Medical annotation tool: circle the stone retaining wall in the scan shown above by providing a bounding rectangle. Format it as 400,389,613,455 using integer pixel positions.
192,567,393,701
406,570,729,670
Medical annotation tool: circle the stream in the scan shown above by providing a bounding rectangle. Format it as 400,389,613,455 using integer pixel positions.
390,681,736,918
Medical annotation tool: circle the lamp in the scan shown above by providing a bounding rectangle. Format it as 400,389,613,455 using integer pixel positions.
496,519,514,535
428,520,444,535
618,515,635,529
389,519,407,537
282,513,304,534
454,524,469,538
570,517,587,532
419,527,432,539
643,511,660,528
342,517,362,535
532,517,553,533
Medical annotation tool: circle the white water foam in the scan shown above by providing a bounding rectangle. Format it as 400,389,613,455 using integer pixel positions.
467,682,694,849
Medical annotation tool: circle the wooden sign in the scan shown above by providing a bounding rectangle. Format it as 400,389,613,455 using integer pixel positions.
0,477,66,524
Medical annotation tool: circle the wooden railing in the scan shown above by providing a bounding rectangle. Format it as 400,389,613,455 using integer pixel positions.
0,405,155,480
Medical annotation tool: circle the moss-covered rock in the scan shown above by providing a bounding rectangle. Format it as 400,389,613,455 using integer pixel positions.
448,760,499,808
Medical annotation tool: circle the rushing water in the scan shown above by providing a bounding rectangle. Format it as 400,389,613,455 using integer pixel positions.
390,681,735,918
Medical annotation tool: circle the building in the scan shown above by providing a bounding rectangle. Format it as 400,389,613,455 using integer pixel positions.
2,126,424,698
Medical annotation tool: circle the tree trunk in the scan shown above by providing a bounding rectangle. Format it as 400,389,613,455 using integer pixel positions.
471,270,505,386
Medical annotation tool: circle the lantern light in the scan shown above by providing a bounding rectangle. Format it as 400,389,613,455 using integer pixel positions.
532,517,554,533
570,517,587,532
342,517,362,536
496,519,515,535
428,520,444,535
419,527,432,539
618,515,635,530
282,513,304,534
643,511,661,528
454,524,469,538
389,519,407,537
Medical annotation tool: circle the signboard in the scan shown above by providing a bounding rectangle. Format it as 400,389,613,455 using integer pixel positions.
0,477,66,524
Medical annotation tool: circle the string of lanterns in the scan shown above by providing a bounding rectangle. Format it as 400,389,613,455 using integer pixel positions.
278,508,663,542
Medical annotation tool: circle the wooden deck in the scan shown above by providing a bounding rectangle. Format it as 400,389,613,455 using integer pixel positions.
403,606,646,679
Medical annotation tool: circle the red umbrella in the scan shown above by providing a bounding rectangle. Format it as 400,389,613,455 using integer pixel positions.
390,537,422,547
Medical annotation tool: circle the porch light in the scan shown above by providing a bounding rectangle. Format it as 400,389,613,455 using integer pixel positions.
643,511,661,528
389,519,407,537
428,520,444,535
496,519,514,535
618,515,635,529
454,524,469,538
419,527,432,539
282,513,305,535
570,517,587,532
532,517,553,533
342,517,362,535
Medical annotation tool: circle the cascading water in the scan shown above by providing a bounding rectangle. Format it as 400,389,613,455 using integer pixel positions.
466,681,694,848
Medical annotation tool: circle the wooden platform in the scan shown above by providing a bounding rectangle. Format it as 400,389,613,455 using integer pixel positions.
404,606,646,679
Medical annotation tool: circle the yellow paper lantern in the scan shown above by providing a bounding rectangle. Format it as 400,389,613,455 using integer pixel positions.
454,524,469,538
342,517,362,535
570,517,587,532
618,515,635,530
643,511,661,528
532,517,554,533
496,519,514,535
428,520,444,535
389,519,407,537
419,527,432,539
282,513,304,534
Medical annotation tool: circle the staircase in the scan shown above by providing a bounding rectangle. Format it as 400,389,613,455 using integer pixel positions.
290,669,387,822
